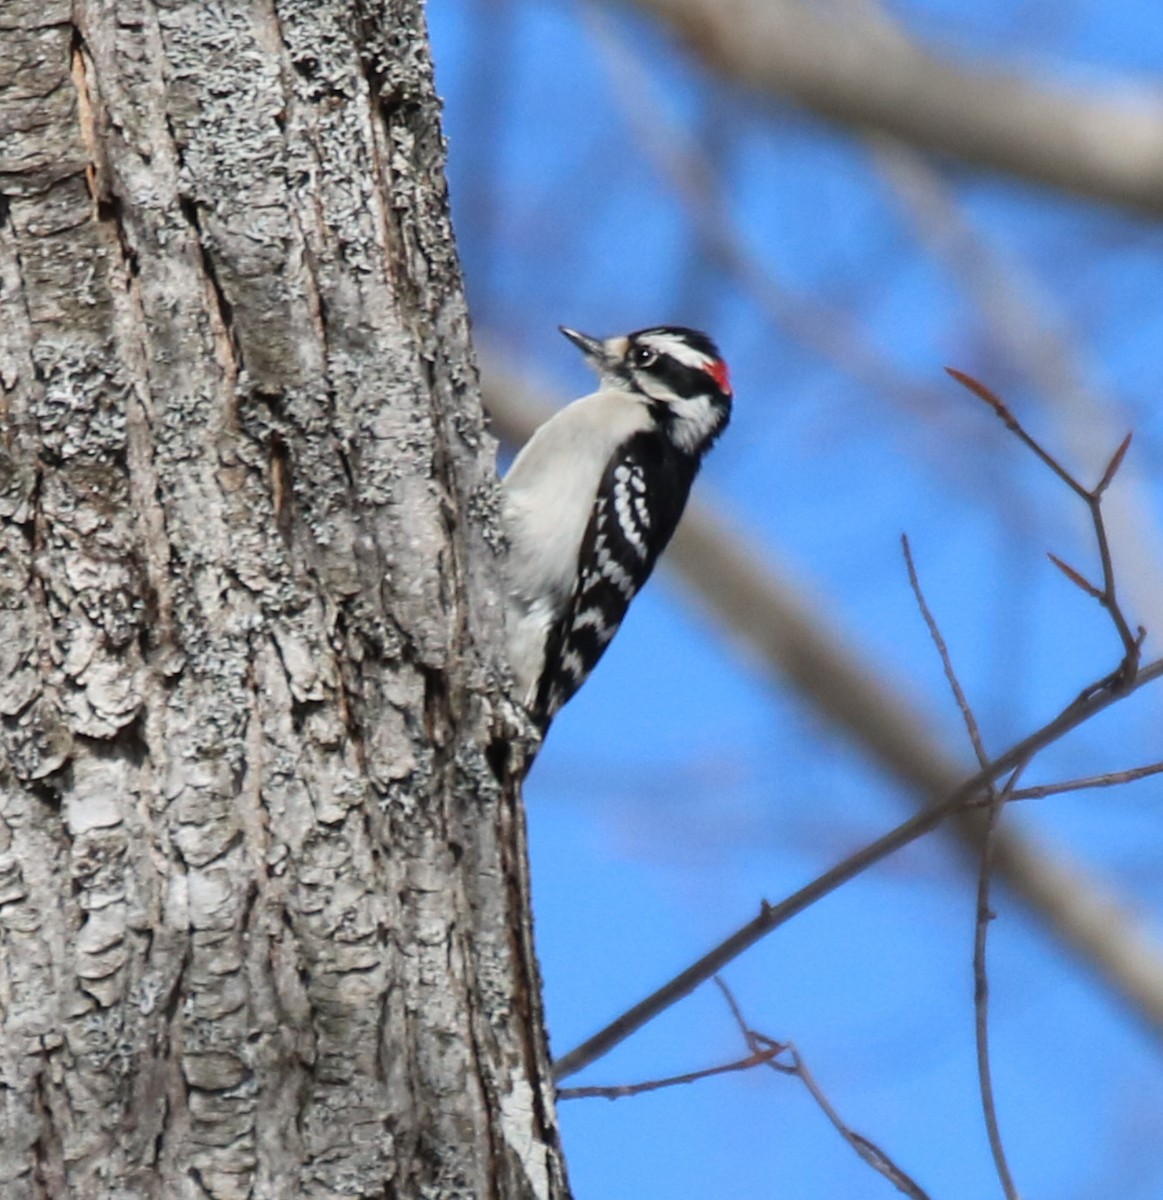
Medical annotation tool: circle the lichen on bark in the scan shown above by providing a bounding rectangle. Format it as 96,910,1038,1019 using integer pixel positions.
0,2,565,1197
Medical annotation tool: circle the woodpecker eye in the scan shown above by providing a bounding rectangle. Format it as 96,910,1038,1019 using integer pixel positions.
629,345,658,369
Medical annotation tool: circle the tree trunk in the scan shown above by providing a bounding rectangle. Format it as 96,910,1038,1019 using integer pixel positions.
0,3,567,1197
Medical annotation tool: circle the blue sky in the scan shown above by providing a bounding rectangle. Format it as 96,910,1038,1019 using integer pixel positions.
430,4,1163,1196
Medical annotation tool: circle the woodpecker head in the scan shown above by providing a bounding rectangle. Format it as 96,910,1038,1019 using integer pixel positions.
560,324,732,455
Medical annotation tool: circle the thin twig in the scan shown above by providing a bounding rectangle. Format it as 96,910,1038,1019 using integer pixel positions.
946,368,1089,499
556,1045,784,1101
715,979,932,1200
870,122,1163,673
1006,760,1163,802
716,975,759,1049
905,524,1019,1195
973,765,1029,1200
946,369,1145,685
785,1045,931,1200
486,365,1163,1047
902,533,989,769
551,656,1163,1082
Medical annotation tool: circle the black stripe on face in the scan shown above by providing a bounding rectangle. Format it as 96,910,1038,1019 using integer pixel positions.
641,354,712,399
623,327,729,401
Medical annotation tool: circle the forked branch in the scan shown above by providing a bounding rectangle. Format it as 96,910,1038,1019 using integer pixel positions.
554,370,1160,1082
551,649,1163,1082
946,368,1145,689
556,1043,784,1101
904,529,1022,1197
715,979,932,1200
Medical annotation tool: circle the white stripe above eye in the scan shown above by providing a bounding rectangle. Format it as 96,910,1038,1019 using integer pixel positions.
636,332,715,371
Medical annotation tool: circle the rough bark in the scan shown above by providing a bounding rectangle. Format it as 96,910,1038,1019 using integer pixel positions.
0,3,566,1198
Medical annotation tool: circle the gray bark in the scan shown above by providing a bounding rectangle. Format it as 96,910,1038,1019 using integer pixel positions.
0,3,567,1198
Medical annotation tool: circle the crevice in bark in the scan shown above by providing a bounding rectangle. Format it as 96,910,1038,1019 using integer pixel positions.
70,21,135,293
23,772,66,812
1,3,569,1191
462,971,505,1200
135,572,164,660
177,196,240,366
420,662,448,750
334,430,356,493
185,1164,214,1198
360,52,424,327
504,794,558,1151
5,459,43,548
485,736,512,784
289,696,325,736
78,711,150,768
94,191,141,279
31,1049,66,1197
269,429,295,545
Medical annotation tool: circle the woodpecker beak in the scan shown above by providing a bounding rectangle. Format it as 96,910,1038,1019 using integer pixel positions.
559,326,606,363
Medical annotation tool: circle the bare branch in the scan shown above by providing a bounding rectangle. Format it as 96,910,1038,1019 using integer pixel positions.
715,980,932,1200
903,513,1025,1194
556,1045,784,1101
1047,552,1103,601
944,368,1088,500
1097,432,1134,497
625,0,1163,215
1007,761,1163,802
902,533,988,769
551,651,1163,1082
785,1045,932,1200
947,368,1143,685
903,514,1018,1195
871,134,1163,638
484,362,1163,1056
973,767,1029,1200
560,976,931,1196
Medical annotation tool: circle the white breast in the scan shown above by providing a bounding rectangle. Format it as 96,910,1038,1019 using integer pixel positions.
502,389,653,701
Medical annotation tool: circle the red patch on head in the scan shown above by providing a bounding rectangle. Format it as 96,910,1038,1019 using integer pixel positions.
705,358,732,395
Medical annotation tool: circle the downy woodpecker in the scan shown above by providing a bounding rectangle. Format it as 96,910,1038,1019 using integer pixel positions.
502,325,732,730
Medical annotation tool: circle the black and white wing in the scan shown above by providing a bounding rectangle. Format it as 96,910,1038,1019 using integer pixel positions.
532,433,696,727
